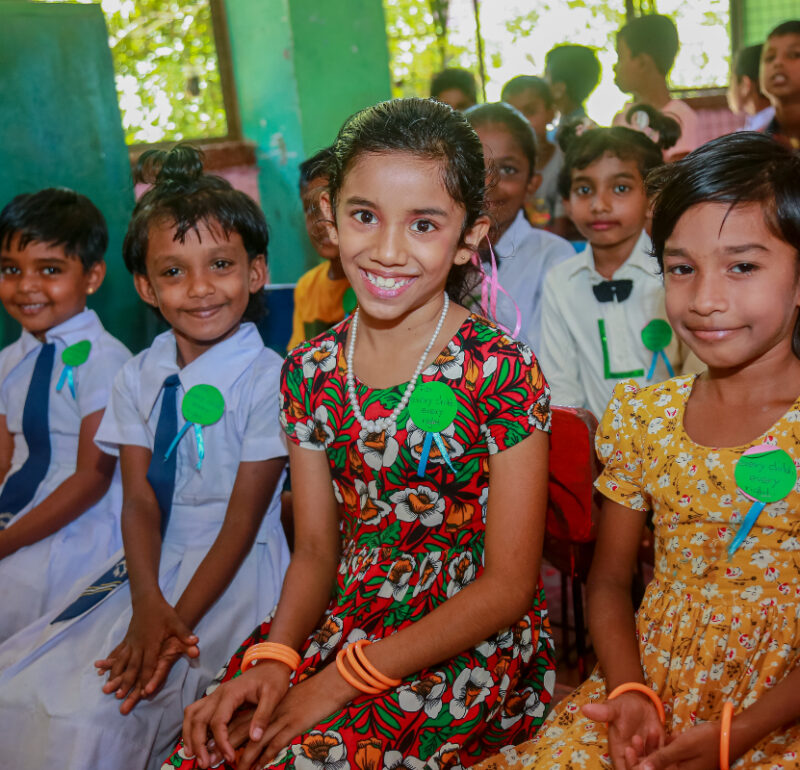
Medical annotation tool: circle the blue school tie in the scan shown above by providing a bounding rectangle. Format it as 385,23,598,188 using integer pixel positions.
52,374,181,623
0,343,55,529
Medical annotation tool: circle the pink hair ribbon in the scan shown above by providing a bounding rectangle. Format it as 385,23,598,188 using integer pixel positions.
473,237,521,339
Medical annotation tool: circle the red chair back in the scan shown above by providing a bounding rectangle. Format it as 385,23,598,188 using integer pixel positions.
546,406,600,544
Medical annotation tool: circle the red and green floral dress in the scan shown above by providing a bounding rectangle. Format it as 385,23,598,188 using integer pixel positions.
163,314,555,770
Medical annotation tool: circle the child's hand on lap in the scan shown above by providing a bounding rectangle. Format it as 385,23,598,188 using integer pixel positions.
633,721,724,770
94,595,198,714
583,692,666,768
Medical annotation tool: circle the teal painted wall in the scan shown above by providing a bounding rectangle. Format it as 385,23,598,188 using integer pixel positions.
224,0,391,283
0,2,156,351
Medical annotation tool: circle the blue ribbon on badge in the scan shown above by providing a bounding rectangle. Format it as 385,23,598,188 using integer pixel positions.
417,431,456,477
164,422,206,471
727,500,765,557
646,350,675,381
56,366,77,399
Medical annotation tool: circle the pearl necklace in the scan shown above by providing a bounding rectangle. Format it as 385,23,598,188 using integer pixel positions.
346,293,450,433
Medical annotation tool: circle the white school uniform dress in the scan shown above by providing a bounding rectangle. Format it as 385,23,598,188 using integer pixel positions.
492,210,575,353
0,308,129,642
0,323,290,770
539,230,695,419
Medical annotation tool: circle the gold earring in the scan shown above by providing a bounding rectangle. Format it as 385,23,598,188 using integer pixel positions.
87,288,95,295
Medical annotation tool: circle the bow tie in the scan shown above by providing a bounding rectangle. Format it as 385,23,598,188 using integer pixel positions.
592,279,633,303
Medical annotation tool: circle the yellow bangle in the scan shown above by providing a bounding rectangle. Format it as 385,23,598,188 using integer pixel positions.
719,701,734,770
335,648,382,694
607,682,666,725
240,642,301,674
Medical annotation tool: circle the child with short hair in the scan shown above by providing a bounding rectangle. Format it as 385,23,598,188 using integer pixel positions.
466,102,575,353
0,147,290,770
544,44,601,126
287,146,350,351
500,75,568,232
475,130,800,770
539,108,694,419
431,67,478,111
728,43,774,132
0,188,130,642
761,20,800,150
164,97,555,770
613,14,700,161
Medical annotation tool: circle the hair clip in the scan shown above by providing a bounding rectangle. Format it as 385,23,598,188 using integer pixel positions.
629,110,659,144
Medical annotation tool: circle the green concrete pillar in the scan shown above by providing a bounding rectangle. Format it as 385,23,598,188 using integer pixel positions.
0,1,157,351
224,0,392,283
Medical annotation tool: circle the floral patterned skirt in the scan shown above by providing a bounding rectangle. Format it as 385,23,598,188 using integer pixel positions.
162,569,555,769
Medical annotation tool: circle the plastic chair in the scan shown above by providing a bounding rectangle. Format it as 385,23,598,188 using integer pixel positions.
545,406,601,678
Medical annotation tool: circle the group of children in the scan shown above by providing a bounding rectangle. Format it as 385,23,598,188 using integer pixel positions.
0,20,797,770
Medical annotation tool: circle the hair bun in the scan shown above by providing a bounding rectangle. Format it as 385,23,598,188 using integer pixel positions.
556,116,596,152
624,103,680,151
134,144,205,188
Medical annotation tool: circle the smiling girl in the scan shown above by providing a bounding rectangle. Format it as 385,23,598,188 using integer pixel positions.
164,97,556,770
0,146,290,770
475,132,800,770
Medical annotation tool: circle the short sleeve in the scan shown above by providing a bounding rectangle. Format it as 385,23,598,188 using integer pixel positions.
239,353,288,462
480,337,551,455
74,337,132,418
594,379,649,511
94,363,149,456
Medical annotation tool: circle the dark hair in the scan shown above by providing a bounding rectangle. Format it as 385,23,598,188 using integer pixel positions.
557,105,679,198
618,15,679,76
501,75,554,109
430,68,478,104
299,146,335,191
544,45,601,105
465,102,538,178
123,144,268,321
768,20,800,38
0,188,107,270
733,43,764,84
647,132,800,357
327,98,486,303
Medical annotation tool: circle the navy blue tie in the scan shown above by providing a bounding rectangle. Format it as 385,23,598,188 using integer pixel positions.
0,343,55,529
52,374,182,623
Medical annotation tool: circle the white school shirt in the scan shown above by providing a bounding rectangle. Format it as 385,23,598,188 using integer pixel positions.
742,105,775,133
539,230,689,420
0,308,130,642
0,323,290,770
492,210,575,354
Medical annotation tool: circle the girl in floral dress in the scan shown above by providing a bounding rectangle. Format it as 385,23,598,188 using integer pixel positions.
164,97,555,770
473,132,800,770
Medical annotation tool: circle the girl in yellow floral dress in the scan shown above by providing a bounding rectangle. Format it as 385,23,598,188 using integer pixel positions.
474,132,800,770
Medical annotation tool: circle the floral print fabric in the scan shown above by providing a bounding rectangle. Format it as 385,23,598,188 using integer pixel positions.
163,314,555,769
473,376,800,769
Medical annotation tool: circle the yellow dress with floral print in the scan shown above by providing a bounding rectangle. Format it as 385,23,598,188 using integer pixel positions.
472,376,800,769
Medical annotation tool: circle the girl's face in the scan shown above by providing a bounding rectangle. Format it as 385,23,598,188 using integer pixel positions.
134,219,266,365
323,151,488,325
564,152,647,250
664,201,800,371
504,90,554,141
476,123,539,239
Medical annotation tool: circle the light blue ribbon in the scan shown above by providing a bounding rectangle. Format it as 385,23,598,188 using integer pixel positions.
727,500,766,557
164,422,207,471
417,431,456,477
646,350,675,381
56,366,76,399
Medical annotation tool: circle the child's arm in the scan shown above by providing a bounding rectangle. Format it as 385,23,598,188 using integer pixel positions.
0,415,14,484
580,498,667,768
634,666,800,769
230,429,551,770
98,447,288,714
0,409,116,559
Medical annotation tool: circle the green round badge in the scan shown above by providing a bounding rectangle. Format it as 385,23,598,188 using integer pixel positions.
342,287,357,315
61,340,91,367
641,319,673,352
181,384,225,426
735,446,797,503
409,381,457,433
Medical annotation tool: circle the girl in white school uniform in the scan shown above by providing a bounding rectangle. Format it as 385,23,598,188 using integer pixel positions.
0,189,130,642
0,147,290,770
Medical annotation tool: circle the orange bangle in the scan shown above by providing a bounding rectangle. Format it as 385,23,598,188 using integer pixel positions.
335,648,381,694
240,642,302,674
719,701,734,770
346,644,386,691
607,682,666,725
353,640,401,688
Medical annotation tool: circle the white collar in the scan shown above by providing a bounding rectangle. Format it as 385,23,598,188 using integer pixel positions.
138,323,264,418
494,210,535,260
16,308,105,362
567,231,657,280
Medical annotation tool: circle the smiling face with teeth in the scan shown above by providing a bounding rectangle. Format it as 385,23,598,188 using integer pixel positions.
0,234,105,340
323,151,488,326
